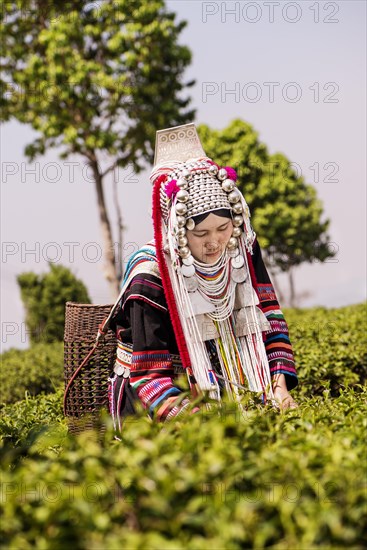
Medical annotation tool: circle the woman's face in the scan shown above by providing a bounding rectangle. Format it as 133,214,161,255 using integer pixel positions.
186,213,234,264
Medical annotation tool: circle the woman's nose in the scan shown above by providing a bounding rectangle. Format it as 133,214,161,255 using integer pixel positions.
205,239,220,251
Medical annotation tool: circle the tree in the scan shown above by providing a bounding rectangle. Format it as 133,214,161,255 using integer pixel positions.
17,263,91,344
1,0,195,297
198,119,334,306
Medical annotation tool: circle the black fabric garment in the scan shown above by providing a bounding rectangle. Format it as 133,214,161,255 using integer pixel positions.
110,273,179,355
108,240,298,423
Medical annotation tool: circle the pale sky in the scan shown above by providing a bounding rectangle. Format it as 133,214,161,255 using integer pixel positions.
1,0,366,352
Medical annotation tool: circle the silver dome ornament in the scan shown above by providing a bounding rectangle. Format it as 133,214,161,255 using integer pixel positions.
181,263,195,277
227,237,238,250
182,254,194,266
163,243,170,254
182,169,191,179
222,178,235,192
178,236,188,247
232,227,242,238
178,246,191,258
186,218,195,230
208,164,219,176
217,168,228,181
177,189,189,203
177,178,188,189
228,189,241,204
177,215,186,228
233,215,244,227
176,202,188,216
232,202,243,214
231,254,245,269
176,227,186,238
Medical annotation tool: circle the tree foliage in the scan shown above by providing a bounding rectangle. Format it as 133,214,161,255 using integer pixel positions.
198,119,334,275
1,0,195,295
17,263,90,344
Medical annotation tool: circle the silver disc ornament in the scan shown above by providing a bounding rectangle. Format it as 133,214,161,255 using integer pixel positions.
181,263,195,277
182,255,194,266
184,276,199,292
231,267,247,283
227,247,239,258
114,364,125,376
231,254,245,269
114,364,131,378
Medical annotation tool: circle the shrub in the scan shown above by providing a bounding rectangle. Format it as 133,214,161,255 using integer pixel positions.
0,386,66,449
0,386,366,549
286,303,367,397
17,263,90,344
0,304,366,548
0,342,63,404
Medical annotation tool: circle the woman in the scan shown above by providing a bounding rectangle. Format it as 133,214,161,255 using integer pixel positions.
108,124,298,429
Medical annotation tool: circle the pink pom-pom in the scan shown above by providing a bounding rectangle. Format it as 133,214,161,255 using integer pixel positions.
165,179,180,199
224,166,237,182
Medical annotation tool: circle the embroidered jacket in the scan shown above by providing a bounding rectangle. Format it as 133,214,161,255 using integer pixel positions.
109,239,297,422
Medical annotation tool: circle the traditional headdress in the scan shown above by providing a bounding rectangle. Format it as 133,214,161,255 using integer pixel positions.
151,123,274,406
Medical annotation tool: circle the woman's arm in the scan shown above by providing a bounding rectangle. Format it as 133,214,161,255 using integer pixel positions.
112,273,197,421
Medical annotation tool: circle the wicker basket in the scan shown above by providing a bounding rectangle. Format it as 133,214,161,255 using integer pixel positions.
63,302,116,434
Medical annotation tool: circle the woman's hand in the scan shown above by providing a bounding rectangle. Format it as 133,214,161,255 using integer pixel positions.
272,373,298,410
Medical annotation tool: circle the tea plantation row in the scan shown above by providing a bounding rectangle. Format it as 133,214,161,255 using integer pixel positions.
0,303,366,549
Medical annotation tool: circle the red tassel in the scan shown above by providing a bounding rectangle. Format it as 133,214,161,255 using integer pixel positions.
152,178,191,369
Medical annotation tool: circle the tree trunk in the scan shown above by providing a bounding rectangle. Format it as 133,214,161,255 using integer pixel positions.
288,268,296,308
113,174,125,283
90,160,120,299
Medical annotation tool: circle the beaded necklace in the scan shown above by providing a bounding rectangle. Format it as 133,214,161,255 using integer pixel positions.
193,252,236,321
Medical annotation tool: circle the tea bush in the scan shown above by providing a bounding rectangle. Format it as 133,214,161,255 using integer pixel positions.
286,302,366,396
0,387,366,549
0,342,63,404
1,303,365,407
0,303,366,549
0,386,66,448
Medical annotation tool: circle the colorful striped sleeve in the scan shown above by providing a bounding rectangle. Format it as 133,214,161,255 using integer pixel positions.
250,240,298,390
119,275,198,421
